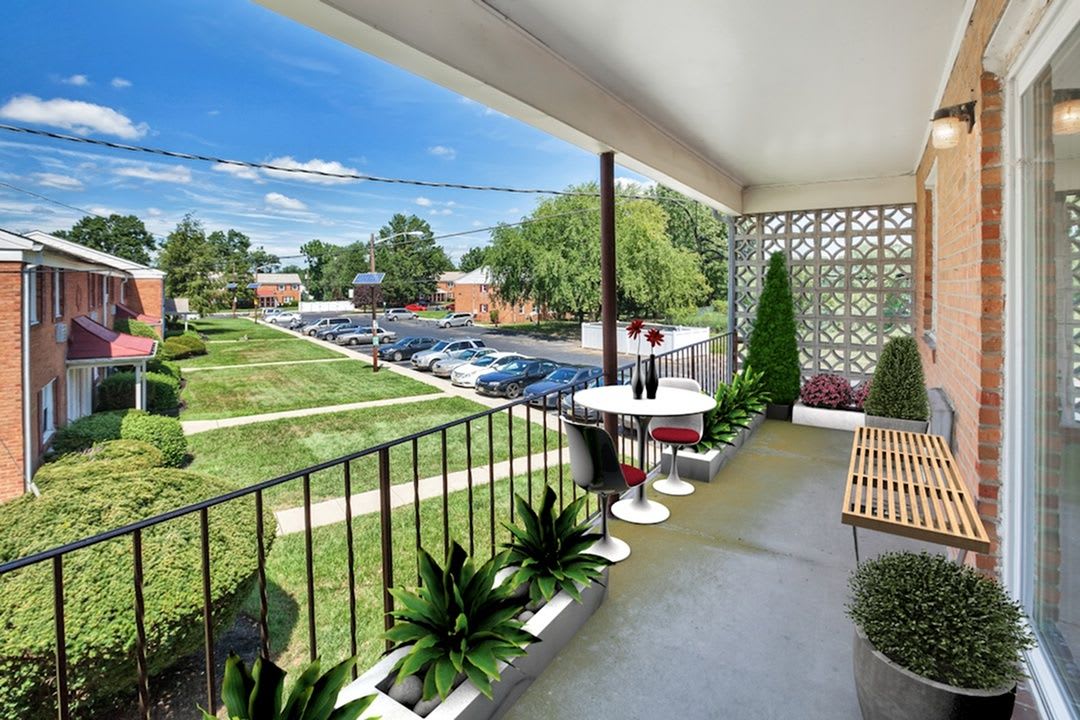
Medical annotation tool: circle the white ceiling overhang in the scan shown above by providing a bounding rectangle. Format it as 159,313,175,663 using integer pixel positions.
257,0,973,213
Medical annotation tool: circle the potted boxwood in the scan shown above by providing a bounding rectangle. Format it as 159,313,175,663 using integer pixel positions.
792,373,866,431
863,336,930,432
847,552,1035,720
746,252,800,420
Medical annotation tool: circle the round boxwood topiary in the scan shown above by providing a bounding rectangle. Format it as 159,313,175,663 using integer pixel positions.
47,410,144,456
847,552,1035,690
746,252,801,405
172,332,207,356
0,467,267,717
120,413,187,467
863,336,929,421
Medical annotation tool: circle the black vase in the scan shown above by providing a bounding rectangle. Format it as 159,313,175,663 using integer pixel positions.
645,353,659,399
631,354,644,399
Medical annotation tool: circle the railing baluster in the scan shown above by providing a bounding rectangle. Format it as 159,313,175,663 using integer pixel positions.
343,461,358,678
199,508,215,711
412,439,421,585
255,490,270,659
132,530,150,720
441,428,449,558
543,395,549,493
526,404,533,505
466,420,474,556
53,555,70,720
507,410,515,523
378,448,395,651
488,414,496,559
557,393,564,510
302,473,316,662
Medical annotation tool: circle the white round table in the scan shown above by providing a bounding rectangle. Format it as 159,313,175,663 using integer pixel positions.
573,385,716,524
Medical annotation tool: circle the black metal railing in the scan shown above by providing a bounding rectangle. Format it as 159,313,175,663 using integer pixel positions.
1,331,734,718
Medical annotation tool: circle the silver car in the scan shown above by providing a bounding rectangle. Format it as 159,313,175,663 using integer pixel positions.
435,312,474,328
431,347,495,378
383,308,417,321
411,338,486,370
336,326,397,346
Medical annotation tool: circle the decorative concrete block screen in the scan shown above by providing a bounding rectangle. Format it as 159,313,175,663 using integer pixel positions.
1061,194,1080,425
733,204,915,381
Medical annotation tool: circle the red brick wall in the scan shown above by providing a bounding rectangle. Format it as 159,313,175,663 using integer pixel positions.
452,284,536,324
913,0,1007,572
127,276,164,327
0,263,25,501
256,284,299,307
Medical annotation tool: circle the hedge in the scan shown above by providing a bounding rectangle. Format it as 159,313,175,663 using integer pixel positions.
48,411,186,467
147,358,181,382
96,371,180,414
120,413,188,467
113,317,159,341
173,332,207,355
48,410,140,456
746,252,801,405
0,466,266,717
160,334,206,360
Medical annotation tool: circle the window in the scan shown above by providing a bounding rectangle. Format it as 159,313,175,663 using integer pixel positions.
29,268,41,325
480,303,488,313
120,279,126,304
53,269,64,318
66,368,92,422
39,379,56,444
480,284,488,293
87,272,97,308
922,163,938,345
278,284,284,291
102,275,109,313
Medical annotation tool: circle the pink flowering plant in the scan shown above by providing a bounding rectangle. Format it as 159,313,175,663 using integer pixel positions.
853,380,872,411
800,373,854,409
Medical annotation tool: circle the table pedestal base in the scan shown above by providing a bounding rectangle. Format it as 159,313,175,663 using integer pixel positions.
589,535,631,563
611,493,670,524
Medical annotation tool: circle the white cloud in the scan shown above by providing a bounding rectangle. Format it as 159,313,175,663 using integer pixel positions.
61,74,89,86
110,77,132,89
213,162,262,182
507,207,521,214
264,192,307,211
0,95,149,139
615,176,657,192
89,205,119,217
427,145,457,160
430,208,453,216
263,156,359,185
415,197,433,207
114,163,192,184
207,109,221,116
471,220,485,227
147,207,163,217
33,172,83,191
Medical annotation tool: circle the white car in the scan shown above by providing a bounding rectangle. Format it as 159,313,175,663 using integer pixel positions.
272,311,300,325
435,312,474,328
450,351,526,388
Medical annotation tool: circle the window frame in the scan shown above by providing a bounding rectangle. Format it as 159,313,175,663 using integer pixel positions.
39,379,56,445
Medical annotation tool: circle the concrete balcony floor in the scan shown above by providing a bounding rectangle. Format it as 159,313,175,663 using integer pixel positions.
504,421,934,720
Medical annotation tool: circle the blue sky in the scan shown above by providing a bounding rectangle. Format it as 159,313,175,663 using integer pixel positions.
0,0,651,263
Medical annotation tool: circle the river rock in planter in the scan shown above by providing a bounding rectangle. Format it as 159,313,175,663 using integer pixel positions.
412,696,441,718
518,610,534,623
525,598,544,612
389,675,423,707
853,628,1016,720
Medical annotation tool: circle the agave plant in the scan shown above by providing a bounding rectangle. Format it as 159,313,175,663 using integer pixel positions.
200,653,375,720
502,487,609,605
386,542,535,702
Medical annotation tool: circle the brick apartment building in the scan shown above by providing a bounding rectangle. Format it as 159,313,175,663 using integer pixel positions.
451,266,537,324
434,270,463,306
0,229,164,501
254,272,302,307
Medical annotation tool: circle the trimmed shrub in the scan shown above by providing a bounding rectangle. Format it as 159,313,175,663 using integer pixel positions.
848,552,1035,689
160,336,195,360
48,410,144,456
746,252,801,405
863,336,929,421
147,358,181,382
173,332,207,355
0,467,267,717
800,374,853,409
37,440,164,486
120,413,187,467
113,316,159,340
95,371,180,413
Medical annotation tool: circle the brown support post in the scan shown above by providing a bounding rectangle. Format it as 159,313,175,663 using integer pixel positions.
599,151,618,441
370,233,380,373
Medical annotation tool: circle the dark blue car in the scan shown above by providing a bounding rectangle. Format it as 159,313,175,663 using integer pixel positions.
378,336,439,362
475,359,561,399
525,366,603,408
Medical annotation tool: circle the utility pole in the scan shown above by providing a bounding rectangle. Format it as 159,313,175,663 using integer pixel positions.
369,232,380,372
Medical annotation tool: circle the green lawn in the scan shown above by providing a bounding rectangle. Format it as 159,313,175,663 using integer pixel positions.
180,360,438,420
189,316,293,341
246,466,585,674
415,309,447,319
187,396,564,509
177,339,343,369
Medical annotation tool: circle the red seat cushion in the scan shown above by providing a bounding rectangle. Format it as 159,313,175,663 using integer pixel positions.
651,427,701,445
619,464,647,487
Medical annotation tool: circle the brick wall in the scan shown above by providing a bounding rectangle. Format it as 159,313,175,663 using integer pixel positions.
452,284,537,324
913,0,1007,572
0,263,24,501
128,276,164,327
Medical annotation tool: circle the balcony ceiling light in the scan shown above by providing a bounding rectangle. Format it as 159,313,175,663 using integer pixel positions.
930,101,976,150
1053,89,1080,135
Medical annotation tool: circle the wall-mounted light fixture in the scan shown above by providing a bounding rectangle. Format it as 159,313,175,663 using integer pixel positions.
931,101,977,149
1053,89,1080,135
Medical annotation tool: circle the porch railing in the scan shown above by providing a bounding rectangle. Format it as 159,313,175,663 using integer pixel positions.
2,331,735,719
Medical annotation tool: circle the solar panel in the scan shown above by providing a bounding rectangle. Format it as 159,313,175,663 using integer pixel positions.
353,272,386,285
225,282,238,290
246,282,260,290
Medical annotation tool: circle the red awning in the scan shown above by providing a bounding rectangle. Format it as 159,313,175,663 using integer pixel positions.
115,303,160,324
68,316,157,362
256,285,278,297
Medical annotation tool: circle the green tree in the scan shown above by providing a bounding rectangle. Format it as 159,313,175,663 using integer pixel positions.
54,214,157,265
746,252,801,405
374,213,453,304
300,239,343,300
158,214,216,313
649,185,727,302
458,245,489,273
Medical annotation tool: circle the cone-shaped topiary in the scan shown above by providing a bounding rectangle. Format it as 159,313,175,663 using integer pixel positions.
863,336,929,421
746,252,801,405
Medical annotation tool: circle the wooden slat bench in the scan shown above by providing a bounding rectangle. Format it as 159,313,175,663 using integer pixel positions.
841,426,990,563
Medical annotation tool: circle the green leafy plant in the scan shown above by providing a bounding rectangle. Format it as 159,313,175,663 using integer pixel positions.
120,412,188,467
386,542,534,702
730,365,769,417
502,487,608,604
847,552,1035,690
96,370,180,413
48,409,142,456
114,317,159,340
746,252,800,405
201,653,376,720
693,367,769,452
148,357,182,381
38,439,164,485
862,336,929,421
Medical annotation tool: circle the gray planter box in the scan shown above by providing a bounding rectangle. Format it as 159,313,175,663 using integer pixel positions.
660,444,736,483
865,415,929,433
792,402,866,432
340,568,609,720
853,627,1015,720
750,412,766,432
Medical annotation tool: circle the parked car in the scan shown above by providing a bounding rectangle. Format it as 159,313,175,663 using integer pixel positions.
383,308,418,321
411,338,486,370
316,321,366,341
301,317,352,336
336,326,397,346
475,358,561,399
404,302,428,312
378,336,440,361
525,366,604,408
272,311,301,325
435,312,474,328
558,375,625,423
262,308,282,318
450,352,526,388
431,347,496,378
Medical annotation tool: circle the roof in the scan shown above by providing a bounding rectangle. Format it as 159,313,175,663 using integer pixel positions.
439,271,465,283
115,303,160,324
255,273,302,285
68,316,157,363
455,267,492,285
24,230,164,278
256,285,280,297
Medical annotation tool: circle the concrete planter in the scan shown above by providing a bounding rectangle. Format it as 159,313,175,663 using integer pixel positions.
853,628,1016,720
340,568,608,720
660,444,736,483
865,415,929,433
792,402,866,432
749,412,766,432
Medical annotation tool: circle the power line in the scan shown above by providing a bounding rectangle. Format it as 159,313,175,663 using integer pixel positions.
0,180,110,221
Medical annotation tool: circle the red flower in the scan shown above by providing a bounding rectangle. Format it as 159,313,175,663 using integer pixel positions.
646,327,665,348
626,318,645,340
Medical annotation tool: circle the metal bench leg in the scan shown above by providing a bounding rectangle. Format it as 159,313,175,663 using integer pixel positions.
955,549,967,566
852,526,860,566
